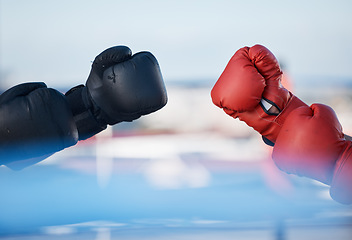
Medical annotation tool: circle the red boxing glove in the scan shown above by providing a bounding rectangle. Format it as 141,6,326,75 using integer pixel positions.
211,44,307,144
272,104,352,204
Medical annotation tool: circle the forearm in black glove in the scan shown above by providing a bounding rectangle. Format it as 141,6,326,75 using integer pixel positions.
0,82,78,170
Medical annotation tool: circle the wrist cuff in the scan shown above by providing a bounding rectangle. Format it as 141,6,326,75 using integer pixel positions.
65,85,107,140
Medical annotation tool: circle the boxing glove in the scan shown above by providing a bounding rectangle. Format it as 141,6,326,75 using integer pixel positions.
0,82,78,170
272,104,352,204
211,45,307,145
65,46,168,140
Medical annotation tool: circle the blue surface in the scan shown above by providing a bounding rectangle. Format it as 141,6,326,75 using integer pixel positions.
1,159,350,237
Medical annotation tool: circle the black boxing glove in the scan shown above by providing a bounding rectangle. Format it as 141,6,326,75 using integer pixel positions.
65,46,168,140
0,82,78,170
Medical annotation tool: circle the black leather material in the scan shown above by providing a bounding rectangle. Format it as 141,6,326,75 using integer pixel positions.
0,82,78,168
66,46,168,139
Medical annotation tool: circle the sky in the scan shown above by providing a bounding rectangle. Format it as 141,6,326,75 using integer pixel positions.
1,0,352,89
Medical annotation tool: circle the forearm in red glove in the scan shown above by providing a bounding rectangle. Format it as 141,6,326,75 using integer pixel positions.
272,104,352,204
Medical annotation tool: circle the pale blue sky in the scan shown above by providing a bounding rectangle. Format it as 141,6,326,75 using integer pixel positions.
1,0,352,88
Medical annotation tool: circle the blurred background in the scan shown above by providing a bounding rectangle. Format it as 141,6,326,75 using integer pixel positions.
1,0,352,239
